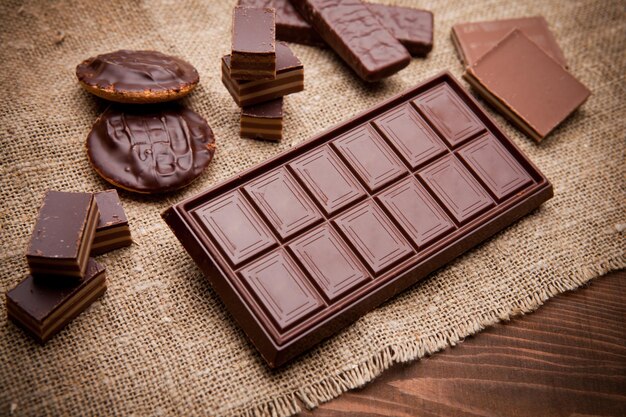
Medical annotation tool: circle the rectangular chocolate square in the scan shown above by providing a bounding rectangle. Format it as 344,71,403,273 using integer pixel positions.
162,72,553,368
26,191,99,279
222,42,304,107
332,125,407,193
451,16,567,67
92,189,132,255
464,30,591,142
241,98,283,142
6,258,107,343
290,0,410,82
231,6,276,80
243,167,323,240
289,145,366,216
419,155,494,224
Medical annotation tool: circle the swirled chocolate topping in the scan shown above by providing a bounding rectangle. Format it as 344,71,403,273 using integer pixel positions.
76,50,199,102
87,105,215,194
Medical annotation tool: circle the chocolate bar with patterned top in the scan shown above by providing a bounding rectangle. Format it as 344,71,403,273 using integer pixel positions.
162,72,553,367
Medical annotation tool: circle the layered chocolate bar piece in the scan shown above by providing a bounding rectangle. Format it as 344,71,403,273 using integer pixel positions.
291,0,410,81
222,42,303,107
452,16,567,67
6,258,107,343
231,6,277,80
26,191,99,279
163,72,553,367
241,98,283,141
92,190,132,255
464,30,590,141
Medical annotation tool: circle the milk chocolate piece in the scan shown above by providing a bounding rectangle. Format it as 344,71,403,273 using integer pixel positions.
231,7,277,80
238,0,433,56
222,42,304,107
451,16,567,67
241,98,283,141
92,190,132,255
291,0,410,82
76,50,199,103
162,72,553,367
86,105,216,194
6,258,107,343
26,191,99,279
464,30,590,142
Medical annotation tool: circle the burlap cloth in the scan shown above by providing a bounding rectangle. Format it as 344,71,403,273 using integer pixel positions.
0,0,624,415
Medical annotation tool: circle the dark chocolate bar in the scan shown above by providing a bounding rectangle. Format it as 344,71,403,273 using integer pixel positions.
290,0,410,82
26,191,99,279
6,258,107,343
162,72,553,367
231,6,277,80
92,190,132,255
237,0,433,56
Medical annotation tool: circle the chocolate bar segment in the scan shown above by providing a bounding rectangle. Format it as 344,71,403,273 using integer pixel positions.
231,7,276,80
367,3,433,56
464,30,590,141
162,72,553,367
92,190,132,255
241,98,283,141
452,16,567,67
290,0,410,82
26,191,99,279
222,42,304,107
238,0,433,56
6,258,107,343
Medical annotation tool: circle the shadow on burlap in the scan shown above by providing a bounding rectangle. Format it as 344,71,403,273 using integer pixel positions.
0,1,624,416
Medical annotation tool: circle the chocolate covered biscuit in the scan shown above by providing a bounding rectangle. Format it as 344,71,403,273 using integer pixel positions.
76,50,199,103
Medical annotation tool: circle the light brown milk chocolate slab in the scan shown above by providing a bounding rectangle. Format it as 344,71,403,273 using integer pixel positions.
464,30,590,142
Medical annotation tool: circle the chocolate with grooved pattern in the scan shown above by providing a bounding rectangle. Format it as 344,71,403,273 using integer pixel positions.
290,0,411,82
86,105,216,194
92,190,132,255
464,30,590,142
231,6,276,80
26,191,99,279
6,258,107,344
162,72,553,367
237,0,433,56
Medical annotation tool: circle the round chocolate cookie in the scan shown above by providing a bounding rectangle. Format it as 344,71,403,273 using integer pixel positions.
76,50,199,103
87,106,216,194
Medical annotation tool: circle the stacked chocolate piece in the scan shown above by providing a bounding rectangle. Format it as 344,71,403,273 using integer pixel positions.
239,0,434,81
6,190,132,343
451,16,591,142
223,6,305,141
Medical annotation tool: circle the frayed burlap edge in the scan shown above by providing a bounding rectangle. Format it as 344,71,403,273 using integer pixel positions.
241,254,625,417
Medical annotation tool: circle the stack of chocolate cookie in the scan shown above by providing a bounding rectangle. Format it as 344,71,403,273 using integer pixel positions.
222,6,305,142
6,189,132,343
451,16,591,142
76,50,216,194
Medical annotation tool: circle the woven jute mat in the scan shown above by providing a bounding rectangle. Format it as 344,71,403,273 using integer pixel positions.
0,0,624,415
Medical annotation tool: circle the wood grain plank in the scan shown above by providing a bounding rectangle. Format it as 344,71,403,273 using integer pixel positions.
300,270,626,417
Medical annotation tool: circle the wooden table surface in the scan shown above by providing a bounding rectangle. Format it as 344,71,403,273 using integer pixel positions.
300,270,626,417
